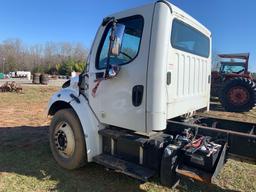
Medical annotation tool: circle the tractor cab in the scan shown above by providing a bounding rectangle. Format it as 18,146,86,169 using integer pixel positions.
212,53,251,86
218,53,250,76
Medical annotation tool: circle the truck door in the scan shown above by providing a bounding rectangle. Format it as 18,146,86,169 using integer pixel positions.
88,6,154,133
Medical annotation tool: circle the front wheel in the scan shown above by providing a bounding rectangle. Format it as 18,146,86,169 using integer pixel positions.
49,108,87,170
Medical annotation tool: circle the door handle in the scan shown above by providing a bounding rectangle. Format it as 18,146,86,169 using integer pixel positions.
132,85,144,107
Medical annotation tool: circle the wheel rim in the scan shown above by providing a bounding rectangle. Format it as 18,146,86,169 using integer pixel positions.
54,121,75,158
227,86,250,106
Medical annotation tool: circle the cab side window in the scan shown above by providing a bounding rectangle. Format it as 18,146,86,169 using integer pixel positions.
96,16,144,69
171,19,210,58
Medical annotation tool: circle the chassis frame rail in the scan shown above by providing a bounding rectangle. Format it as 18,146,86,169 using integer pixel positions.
167,116,256,163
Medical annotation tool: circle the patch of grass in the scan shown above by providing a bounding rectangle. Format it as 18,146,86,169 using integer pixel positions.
0,86,59,127
0,86,58,105
214,160,256,192
0,86,255,192
0,127,144,192
3,126,253,192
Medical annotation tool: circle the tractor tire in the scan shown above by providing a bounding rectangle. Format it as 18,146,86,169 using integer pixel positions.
49,108,87,170
219,77,256,112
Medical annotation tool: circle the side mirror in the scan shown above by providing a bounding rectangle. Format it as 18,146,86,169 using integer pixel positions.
108,64,121,78
110,23,125,56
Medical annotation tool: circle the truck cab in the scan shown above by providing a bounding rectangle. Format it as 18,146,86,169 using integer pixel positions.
86,0,211,134
47,0,255,188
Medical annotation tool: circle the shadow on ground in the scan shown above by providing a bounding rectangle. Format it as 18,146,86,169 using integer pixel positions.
0,126,239,192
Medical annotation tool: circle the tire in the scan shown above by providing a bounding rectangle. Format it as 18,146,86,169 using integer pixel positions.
49,108,87,170
219,77,256,112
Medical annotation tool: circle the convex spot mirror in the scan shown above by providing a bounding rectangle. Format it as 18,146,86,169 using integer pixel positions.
108,64,121,78
110,23,125,56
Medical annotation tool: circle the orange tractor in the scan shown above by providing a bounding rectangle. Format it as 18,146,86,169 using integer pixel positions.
211,53,256,112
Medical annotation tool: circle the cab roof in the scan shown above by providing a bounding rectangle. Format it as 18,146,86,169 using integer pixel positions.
164,1,211,37
108,0,211,38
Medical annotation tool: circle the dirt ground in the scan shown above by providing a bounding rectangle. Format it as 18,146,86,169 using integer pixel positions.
0,86,255,192
0,86,58,127
206,98,256,123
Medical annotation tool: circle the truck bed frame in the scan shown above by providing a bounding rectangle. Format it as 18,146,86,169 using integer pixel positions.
93,114,256,187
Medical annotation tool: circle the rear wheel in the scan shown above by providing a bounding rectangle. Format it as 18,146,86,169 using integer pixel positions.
49,108,87,170
219,77,256,112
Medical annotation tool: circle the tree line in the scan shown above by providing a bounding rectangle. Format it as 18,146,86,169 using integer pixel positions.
1,40,254,77
0,39,88,75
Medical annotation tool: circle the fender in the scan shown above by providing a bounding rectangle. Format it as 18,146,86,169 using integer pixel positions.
48,88,102,162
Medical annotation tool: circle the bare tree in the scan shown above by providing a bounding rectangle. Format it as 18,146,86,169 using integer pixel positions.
0,38,88,74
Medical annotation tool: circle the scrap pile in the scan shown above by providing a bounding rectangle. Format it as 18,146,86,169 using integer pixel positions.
174,128,223,172
0,81,23,93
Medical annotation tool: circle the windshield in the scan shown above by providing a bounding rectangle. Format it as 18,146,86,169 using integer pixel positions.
97,16,144,69
220,62,245,74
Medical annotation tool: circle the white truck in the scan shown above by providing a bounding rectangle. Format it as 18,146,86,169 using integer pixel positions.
48,0,256,187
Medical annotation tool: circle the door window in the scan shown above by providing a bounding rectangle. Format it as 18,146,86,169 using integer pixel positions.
96,16,144,69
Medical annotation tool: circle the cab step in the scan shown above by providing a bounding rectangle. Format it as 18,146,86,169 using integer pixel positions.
93,154,155,181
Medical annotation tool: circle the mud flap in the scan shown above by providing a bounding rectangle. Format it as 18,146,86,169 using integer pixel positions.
160,144,181,188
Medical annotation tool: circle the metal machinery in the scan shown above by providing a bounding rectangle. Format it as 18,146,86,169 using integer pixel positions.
211,53,256,112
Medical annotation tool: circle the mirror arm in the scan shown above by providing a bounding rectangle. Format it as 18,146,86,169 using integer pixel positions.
105,19,117,79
